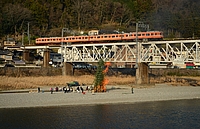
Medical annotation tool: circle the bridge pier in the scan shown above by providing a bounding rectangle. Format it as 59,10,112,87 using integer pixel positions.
22,50,30,62
63,62,73,75
135,63,149,85
43,49,50,67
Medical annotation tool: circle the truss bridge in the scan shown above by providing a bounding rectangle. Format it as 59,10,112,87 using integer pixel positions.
62,40,200,64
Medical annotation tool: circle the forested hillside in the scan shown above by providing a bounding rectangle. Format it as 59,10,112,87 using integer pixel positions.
0,0,200,44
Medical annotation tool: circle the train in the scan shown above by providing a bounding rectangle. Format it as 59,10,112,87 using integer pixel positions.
35,31,163,45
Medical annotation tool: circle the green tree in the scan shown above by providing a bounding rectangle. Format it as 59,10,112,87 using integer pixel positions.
94,59,105,92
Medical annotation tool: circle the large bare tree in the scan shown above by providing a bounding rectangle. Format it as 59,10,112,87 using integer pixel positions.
2,3,31,37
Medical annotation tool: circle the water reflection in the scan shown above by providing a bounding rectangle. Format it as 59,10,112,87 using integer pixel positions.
1,99,200,129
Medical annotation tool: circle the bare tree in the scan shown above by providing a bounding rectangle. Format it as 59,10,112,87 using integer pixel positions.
3,3,31,36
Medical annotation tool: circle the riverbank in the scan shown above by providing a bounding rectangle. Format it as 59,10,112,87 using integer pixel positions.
0,84,200,108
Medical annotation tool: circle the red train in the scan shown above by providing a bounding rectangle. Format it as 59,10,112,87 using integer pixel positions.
35,31,163,45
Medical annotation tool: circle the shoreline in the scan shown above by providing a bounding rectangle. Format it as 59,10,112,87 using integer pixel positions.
0,84,200,108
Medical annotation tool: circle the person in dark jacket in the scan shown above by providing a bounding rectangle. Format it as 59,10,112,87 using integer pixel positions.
80,86,84,93
50,88,53,94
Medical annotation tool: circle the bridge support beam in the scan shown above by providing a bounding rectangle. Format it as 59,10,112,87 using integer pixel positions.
22,50,30,62
43,49,50,67
135,63,149,85
63,62,73,75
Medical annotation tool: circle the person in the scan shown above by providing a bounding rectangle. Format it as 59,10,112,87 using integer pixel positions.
77,86,80,92
50,87,53,94
63,87,67,93
131,87,134,94
38,87,40,93
55,87,58,92
86,86,88,91
80,86,84,93
67,86,70,93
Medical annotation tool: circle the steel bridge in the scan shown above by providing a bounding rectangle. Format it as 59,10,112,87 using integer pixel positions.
61,40,200,64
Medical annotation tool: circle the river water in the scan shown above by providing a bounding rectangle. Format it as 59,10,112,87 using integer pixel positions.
1,99,200,129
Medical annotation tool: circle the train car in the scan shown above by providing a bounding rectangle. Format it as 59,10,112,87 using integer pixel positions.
35,31,163,45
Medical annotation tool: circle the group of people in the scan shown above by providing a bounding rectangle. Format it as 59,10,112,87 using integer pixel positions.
49,86,92,94
50,86,71,94
76,86,84,93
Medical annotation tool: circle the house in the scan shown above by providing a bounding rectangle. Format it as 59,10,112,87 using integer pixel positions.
0,49,13,63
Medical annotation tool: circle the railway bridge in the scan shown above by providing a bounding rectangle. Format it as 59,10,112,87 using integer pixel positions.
60,40,200,84
61,40,200,63
4,40,200,84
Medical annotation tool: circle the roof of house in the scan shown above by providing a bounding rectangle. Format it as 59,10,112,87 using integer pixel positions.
0,49,12,55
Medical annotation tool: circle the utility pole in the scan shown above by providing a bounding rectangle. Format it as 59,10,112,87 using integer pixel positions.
22,32,28,46
61,28,69,76
134,22,139,69
28,22,30,45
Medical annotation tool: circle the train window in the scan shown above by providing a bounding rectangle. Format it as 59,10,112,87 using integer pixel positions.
142,34,145,36
146,33,150,36
72,38,75,40
151,33,154,35
91,37,93,39
97,36,100,38
138,34,141,36
104,36,107,38
155,33,157,35
112,36,115,38
134,34,136,36
79,37,81,39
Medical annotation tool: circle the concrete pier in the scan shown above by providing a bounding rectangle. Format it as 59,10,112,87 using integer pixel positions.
43,49,50,67
135,63,149,84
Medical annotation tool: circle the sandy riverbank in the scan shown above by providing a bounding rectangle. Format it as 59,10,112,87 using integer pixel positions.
0,84,200,108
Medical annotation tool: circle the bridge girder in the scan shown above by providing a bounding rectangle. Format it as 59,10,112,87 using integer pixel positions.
61,40,200,63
